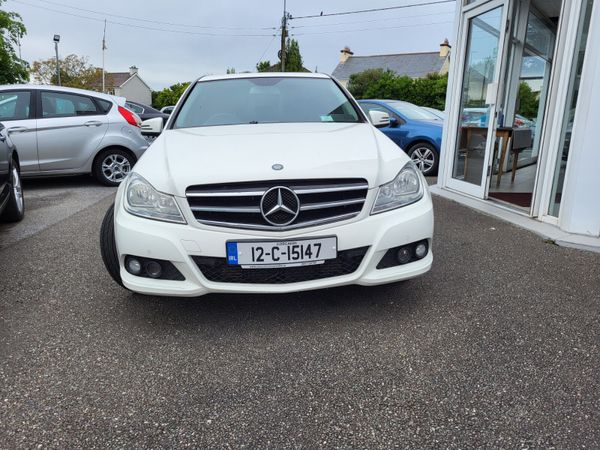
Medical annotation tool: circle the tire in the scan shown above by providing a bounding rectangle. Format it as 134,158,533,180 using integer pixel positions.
93,148,134,186
0,158,24,222
407,143,439,176
100,203,123,286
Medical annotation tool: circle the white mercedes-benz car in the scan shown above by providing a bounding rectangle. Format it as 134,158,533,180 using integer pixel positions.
100,73,433,297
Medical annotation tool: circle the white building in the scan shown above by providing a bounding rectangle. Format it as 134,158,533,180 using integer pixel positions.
434,0,600,249
105,66,152,105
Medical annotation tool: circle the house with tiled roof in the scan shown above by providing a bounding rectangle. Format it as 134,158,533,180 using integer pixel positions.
104,66,152,105
332,40,451,87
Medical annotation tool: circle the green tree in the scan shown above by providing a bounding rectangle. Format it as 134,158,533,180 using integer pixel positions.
267,38,305,72
30,54,110,90
348,69,448,110
0,0,29,83
256,60,271,72
284,38,303,72
152,82,190,109
226,67,236,74
347,69,392,99
517,81,539,119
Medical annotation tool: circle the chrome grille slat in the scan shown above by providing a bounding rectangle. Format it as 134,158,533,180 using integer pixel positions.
190,205,261,213
186,178,368,230
300,198,365,211
196,212,360,231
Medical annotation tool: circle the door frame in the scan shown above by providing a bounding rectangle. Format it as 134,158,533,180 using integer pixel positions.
441,0,512,198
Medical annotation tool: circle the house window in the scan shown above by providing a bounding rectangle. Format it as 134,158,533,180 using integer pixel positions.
548,0,595,217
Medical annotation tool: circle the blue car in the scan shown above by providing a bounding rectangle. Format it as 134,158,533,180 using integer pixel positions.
358,100,443,175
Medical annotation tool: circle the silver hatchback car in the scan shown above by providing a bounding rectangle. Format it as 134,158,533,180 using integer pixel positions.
0,85,149,186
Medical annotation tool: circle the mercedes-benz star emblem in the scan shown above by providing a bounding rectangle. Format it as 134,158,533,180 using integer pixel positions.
260,186,300,226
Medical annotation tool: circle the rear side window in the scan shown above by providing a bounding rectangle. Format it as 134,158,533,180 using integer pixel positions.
125,102,144,114
96,99,113,113
0,91,31,121
41,91,99,118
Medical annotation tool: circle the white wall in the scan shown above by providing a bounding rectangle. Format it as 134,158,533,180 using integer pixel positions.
115,75,152,105
559,1,600,237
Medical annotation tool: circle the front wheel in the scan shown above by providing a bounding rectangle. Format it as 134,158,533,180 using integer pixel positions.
407,143,439,176
100,204,123,286
94,149,134,186
0,158,24,222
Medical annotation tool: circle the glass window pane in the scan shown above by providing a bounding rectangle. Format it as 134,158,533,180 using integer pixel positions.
0,91,31,121
452,6,503,185
174,77,360,129
41,92,98,118
549,0,594,217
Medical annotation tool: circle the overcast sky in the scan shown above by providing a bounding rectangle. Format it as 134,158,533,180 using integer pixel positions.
7,0,457,90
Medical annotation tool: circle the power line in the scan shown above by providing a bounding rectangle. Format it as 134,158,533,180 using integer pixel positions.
256,33,278,65
290,0,456,20
291,20,454,36
291,10,454,29
23,0,276,31
9,0,276,37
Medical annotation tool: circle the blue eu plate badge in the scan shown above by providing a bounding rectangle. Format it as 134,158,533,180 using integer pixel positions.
226,242,239,265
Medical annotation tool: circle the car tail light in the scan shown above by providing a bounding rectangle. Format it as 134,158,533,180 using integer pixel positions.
118,106,141,128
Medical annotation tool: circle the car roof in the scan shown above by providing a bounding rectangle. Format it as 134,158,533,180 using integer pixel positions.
0,84,120,102
198,72,331,82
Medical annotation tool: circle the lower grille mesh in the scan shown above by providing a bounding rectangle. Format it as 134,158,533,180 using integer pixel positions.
192,247,369,284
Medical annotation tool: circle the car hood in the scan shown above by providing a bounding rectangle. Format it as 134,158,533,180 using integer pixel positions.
133,122,409,197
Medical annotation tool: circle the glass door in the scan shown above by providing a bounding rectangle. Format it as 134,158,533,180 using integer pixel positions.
445,0,510,198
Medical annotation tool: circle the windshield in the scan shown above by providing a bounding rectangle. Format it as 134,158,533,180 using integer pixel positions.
387,101,441,121
173,77,361,129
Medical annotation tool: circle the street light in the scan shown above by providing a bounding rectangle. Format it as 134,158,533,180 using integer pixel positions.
53,34,61,86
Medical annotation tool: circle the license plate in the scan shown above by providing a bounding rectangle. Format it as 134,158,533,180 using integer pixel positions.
226,237,337,268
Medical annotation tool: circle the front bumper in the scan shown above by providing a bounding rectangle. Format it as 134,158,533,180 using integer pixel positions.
113,187,434,297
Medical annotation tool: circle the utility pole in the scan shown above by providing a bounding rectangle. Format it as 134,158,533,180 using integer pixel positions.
102,19,107,93
280,0,287,72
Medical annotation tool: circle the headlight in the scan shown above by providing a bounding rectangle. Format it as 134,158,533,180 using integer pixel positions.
372,163,424,214
124,173,186,224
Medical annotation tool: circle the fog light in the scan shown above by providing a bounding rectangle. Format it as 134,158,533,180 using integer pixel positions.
415,243,428,259
396,246,412,264
145,261,162,278
127,258,142,275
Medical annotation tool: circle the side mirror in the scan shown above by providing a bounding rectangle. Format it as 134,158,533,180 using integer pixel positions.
141,117,163,136
389,117,399,128
368,110,390,128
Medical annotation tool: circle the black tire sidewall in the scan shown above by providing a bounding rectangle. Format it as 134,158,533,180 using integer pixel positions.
0,158,24,222
94,149,134,186
100,203,124,286
407,143,439,176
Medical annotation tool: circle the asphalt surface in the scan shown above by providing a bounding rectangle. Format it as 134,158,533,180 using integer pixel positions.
0,183,599,448
0,176,116,250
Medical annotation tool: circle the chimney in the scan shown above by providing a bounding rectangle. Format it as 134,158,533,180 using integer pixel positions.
129,65,138,76
439,39,451,58
340,46,354,63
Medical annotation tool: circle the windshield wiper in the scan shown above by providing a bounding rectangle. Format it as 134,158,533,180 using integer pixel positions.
249,120,259,124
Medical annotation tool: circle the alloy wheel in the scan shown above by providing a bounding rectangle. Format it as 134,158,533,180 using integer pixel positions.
101,154,131,183
410,147,436,174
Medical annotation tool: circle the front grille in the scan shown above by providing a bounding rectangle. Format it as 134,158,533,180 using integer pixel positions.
186,179,369,230
192,247,369,284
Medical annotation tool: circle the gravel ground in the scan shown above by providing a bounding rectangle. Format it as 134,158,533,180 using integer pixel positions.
0,194,598,448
